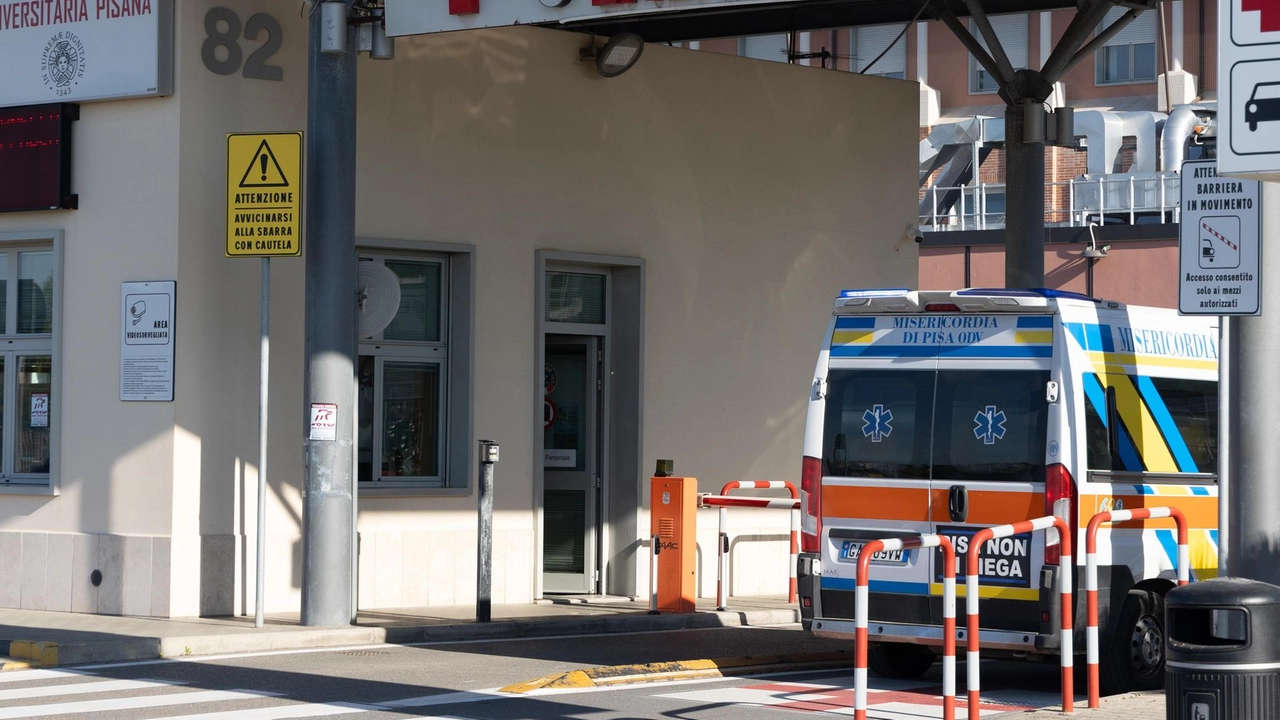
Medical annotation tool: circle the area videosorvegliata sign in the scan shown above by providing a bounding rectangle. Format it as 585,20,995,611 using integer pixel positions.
0,0,173,108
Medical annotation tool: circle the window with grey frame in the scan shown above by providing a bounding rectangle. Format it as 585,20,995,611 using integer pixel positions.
0,246,54,484
1095,7,1157,85
357,252,450,488
968,14,1028,94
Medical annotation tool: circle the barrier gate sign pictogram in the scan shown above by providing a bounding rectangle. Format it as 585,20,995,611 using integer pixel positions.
226,132,303,257
1178,159,1261,315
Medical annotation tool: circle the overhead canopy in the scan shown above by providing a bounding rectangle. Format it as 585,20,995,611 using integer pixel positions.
385,0,1089,43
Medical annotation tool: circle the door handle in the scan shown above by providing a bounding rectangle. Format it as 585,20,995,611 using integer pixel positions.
948,485,969,523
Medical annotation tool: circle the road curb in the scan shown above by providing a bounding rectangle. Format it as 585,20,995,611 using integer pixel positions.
0,607,801,667
499,650,854,693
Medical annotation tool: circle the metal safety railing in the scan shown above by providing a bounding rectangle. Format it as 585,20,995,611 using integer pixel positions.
698,481,800,610
921,174,1182,231
1085,507,1189,708
855,535,958,720
967,515,1074,719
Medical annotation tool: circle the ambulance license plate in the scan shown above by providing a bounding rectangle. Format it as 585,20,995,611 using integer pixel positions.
840,541,907,565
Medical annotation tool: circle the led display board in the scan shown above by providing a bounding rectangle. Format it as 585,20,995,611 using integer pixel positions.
0,103,77,213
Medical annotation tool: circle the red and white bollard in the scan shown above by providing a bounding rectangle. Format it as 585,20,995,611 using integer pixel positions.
967,515,1073,720
714,481,801,605
1085,507,1188,708
855,535,957,720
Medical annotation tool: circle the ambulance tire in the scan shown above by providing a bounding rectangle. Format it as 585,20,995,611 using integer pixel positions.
866,643,936,679
1101,588,1167,694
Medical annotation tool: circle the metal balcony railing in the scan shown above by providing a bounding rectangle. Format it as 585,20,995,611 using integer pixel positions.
920,173,1182,231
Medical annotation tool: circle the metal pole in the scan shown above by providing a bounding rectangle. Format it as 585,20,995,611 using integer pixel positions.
1218,317,1230,575
717,506,727,611
256,257,269,628
1228,183,1280,585
649,535,660,614
301,0,357,627
477,441,498,623
1005,102,1046,289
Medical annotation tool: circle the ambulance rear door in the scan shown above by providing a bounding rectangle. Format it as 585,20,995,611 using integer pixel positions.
820,313,939,630
926,311,1056,639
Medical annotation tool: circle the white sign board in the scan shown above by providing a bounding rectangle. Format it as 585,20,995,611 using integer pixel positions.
387,0,807,36
543,449,577,468
121,281,175,401
309,403,338,442
0,0,172,108
30,393,49,428
1219,0,1280,181
1179,160,1262,315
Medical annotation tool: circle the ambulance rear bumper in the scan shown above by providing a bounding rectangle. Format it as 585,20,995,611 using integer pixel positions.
810,618,1043,652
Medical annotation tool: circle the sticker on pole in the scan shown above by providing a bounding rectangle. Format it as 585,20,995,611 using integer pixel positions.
1178,160,1262,315
309,402,338,441
226,132,303,257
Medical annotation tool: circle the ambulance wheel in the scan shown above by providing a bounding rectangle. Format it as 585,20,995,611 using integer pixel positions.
1101,588,1166,694
867,643,935,679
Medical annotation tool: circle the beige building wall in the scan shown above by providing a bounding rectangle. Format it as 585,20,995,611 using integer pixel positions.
0,3,918,616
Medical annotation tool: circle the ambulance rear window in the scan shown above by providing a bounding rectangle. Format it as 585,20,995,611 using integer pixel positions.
932,370,1050,483
822,370,933,479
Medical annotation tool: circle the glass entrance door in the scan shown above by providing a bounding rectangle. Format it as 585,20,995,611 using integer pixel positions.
542,335,601,593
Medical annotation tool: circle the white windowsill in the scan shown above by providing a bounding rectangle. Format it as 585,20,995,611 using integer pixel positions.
0,483,57,496
359,485,471,498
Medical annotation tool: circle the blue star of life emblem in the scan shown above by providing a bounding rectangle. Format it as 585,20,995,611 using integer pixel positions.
862,404,893,443
974,405,1007,445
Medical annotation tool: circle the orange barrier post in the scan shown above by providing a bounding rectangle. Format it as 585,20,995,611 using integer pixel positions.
650,476,697,613
855,535,957,720
1085,507,1188,708
967,515,1073,720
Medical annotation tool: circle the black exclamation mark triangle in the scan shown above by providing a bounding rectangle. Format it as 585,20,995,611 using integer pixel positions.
238,139,290,188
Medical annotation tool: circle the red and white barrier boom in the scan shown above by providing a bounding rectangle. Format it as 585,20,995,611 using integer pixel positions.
855,535,957,720
699,481,800,609
1085,507,1188,708
967,516,1074,719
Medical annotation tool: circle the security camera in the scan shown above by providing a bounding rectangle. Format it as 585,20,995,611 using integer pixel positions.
907,224,924,244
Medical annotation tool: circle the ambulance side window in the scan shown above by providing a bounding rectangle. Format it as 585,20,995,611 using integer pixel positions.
822,370,932,480
1149,377,1218,473
1084,401,1114,471
932,370,1050,483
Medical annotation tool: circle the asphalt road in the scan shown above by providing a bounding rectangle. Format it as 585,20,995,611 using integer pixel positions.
0,625,1069,719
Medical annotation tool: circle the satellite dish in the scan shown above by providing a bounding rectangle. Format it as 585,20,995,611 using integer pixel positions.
357,261,402,338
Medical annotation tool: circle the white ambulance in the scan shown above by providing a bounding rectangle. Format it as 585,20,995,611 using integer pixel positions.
796,288,1219,693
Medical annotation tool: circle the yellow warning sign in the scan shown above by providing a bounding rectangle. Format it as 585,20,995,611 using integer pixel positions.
226,132,303,257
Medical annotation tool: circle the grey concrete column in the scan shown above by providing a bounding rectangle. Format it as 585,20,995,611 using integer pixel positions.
1228,183,1280,585
302,1,357,627
1004,102,1046,289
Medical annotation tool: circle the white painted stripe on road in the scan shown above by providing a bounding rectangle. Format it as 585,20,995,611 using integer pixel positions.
0,669,91,684
150,700,380,720
0,677,184,701
379,689,508,708
0,688,283,719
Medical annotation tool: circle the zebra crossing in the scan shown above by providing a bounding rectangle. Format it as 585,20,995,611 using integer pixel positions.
0,668,379,720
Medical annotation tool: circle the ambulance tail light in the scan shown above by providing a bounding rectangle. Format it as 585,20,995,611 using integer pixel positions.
925,303,962,312
801,456,822,553
1044,463,1076,565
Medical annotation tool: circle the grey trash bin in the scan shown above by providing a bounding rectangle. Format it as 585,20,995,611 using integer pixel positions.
1165,577,1280,720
